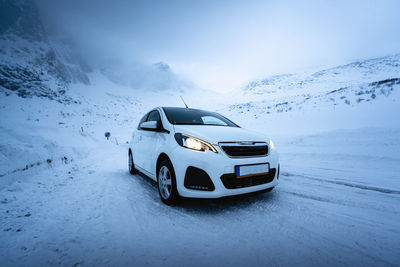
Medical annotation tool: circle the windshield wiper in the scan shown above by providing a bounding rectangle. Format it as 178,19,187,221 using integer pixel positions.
173,123,235,127
173,122,203,125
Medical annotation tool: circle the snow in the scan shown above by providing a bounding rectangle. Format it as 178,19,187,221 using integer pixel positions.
1,53,400,266
1,128,399,266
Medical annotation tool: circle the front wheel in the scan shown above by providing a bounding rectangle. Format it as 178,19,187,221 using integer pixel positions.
157,159,180,205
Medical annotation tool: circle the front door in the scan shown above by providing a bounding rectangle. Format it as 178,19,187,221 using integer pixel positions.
140,110,162,175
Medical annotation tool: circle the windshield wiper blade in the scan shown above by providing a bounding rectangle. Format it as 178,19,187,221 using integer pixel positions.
173,122,203,125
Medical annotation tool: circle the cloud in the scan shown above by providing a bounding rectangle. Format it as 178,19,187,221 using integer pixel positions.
35,0,400,92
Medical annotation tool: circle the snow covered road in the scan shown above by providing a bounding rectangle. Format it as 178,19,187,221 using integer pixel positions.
1,130,399,267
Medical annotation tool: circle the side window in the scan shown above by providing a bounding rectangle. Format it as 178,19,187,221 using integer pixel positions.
137,113,149,130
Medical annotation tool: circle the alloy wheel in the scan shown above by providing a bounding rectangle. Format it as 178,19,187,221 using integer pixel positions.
158,165,172,199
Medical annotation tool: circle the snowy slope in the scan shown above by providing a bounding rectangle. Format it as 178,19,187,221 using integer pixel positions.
219,54,400,135
244,54,400,96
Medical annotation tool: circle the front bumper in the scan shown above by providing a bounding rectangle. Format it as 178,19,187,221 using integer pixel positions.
169,144,279,198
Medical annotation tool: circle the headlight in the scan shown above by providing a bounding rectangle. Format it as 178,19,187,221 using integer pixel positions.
174,133,218,153
269,139,275,150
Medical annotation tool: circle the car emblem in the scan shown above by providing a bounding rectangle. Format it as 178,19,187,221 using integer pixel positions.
239,141,253,145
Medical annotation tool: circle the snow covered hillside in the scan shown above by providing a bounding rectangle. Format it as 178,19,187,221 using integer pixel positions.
221,54,400,135
1,1,400,265
0,0,89,103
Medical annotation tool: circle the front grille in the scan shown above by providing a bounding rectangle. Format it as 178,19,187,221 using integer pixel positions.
221,168,276,189
221,144,268,157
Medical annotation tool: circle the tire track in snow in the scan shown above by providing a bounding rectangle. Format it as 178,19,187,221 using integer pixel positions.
282,172,400,195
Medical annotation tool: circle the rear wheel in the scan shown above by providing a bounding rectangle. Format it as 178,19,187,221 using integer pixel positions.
157,159,180,205
128,151,138,175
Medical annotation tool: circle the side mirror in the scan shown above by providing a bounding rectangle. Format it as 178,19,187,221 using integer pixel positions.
140,121,159,130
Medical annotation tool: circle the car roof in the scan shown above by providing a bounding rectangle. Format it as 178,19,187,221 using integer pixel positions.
161,107,207,112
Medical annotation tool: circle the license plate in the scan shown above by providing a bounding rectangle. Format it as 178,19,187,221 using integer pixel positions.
235,163,269,178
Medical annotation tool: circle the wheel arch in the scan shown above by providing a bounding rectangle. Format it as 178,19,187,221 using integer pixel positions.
156,153,173,176
156,152,181,204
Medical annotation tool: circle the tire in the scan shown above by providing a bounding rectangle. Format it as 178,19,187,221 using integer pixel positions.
128,151,138,175
157,159,180,205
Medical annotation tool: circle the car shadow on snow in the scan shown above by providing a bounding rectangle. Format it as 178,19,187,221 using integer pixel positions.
130,171,280,215
178,190,279,215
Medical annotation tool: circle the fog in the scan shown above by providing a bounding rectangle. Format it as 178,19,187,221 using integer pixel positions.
36,0,400,92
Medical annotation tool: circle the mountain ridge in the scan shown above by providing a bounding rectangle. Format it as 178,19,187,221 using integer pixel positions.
244,53,400,94
0,0,89,103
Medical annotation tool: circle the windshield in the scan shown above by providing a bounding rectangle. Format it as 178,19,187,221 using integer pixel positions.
162,107,239,127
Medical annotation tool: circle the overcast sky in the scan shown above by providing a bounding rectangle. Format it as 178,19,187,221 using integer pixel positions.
36,0,400,92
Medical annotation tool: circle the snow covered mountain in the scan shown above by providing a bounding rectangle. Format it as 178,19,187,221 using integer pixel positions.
244,54,400,94
0,0,193,103
236,54,400,112
220,54,400,135
0,0,90,102
100,60,194,92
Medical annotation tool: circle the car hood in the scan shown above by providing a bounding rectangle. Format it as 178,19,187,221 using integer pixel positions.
172,125,269,144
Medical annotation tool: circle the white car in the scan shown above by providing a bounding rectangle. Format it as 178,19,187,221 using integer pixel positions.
128,107,280,205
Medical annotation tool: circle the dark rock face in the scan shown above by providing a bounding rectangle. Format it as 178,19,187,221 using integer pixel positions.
0,0,45,41
0,0,89,103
